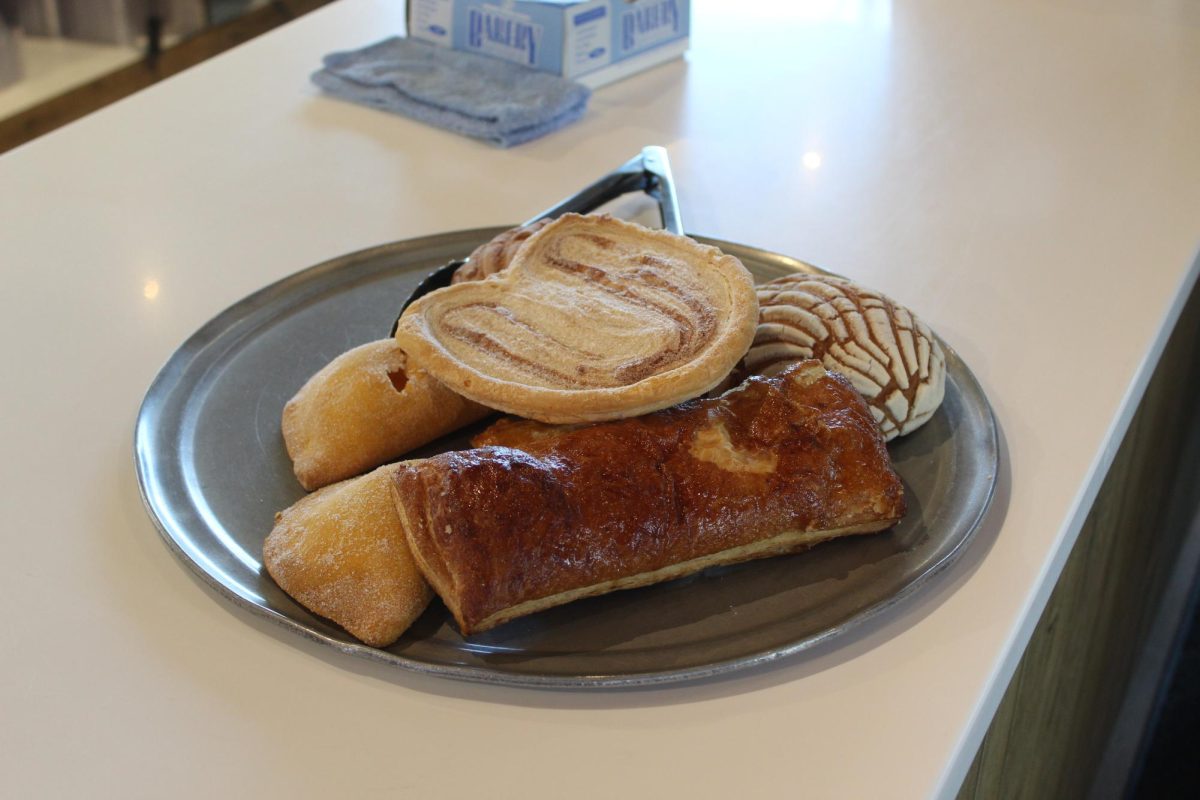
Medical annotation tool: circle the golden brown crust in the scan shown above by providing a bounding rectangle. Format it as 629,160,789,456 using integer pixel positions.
392,361,906,634
281,339,491,491
452,218,552,284
393,214,759,424
263,466,434,647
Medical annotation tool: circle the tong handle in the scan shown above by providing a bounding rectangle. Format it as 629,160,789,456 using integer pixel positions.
639,145,684,236
525,145,684,235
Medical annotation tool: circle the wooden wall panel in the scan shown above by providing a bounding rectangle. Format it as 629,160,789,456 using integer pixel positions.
958,281,1200,799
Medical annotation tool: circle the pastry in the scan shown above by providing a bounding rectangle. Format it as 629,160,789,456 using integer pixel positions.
263,465,434,647
394,214,759,424
392,361,905,634
282,339,490,491
744,273,946,439
452,218,552,284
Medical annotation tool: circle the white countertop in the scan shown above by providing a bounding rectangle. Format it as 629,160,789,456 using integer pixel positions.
3,1,1199,797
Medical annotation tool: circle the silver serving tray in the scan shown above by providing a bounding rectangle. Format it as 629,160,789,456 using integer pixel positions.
134,228,999,688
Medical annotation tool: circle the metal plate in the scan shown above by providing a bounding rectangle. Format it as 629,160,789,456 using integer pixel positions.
135,227,999,688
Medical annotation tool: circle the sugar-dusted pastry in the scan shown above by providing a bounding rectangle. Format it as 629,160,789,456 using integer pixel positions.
744,273,946,440
394,214,759,424
393,361,905,635
452,218,551,284
264,465,433,647
282,339,491,491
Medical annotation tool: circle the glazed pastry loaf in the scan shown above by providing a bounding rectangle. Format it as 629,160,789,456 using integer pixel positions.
392,361,906,634
264,465,433,647
394,214,759,424
282,339,490,491
745,274,946,440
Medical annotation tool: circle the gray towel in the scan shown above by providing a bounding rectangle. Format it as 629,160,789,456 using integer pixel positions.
312,37,590,148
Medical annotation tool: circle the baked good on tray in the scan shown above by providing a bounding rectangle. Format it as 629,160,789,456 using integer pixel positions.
263,465,434,647
279,223,553,491
263,221,937,646
393,214,759,424
393,361,905,635
452,218,552,284
743,274,946,440
282,339,490,491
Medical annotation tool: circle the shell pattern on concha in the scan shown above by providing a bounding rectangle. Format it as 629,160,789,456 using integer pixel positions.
743,274,946,440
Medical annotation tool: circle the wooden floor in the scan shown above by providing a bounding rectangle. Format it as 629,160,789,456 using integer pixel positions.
0,0,335,154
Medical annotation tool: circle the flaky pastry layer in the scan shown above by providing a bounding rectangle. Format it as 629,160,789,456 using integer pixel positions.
394,214,759,423
392,361,906,634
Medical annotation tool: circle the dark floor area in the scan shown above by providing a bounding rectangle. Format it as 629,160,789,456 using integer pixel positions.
209,0,259,26
1132,570,1200,797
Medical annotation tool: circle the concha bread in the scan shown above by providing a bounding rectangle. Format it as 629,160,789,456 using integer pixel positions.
744,273,945,439
394,214,759,424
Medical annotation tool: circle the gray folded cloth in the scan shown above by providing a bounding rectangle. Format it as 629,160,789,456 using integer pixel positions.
312,37,591,148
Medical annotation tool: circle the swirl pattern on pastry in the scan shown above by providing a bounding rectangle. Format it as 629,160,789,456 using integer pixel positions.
744,273,945,439
452,218,552,284
394,214,759,423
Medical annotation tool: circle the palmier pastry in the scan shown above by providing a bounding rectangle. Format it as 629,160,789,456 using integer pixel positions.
264,465,434,647
282,339,490,491
394,214,759,424
392,361,905,634
452,218,551,284
744,274,945,440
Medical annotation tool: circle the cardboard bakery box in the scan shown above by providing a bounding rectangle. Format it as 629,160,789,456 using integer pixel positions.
406,0,690,88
